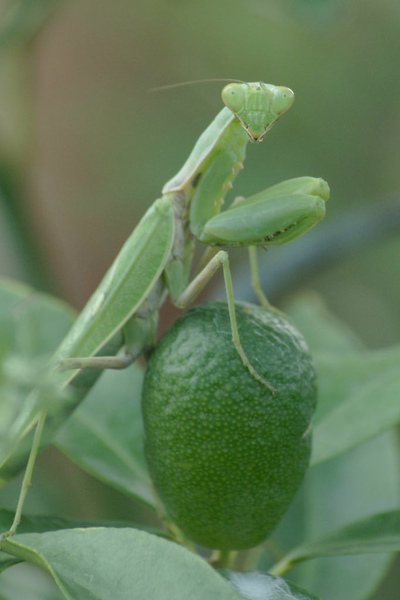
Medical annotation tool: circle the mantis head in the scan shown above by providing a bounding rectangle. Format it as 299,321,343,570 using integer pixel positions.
221,82,295,143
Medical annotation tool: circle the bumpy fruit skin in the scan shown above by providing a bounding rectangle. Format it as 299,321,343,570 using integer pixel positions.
142,301,317,550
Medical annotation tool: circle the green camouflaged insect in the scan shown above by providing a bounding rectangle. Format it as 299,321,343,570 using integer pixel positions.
0,81,329,542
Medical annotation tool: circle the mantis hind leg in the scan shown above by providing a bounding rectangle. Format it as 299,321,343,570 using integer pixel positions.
174,250,275,393
56,354,134,372
218,252,275,393
56,306,160,373
0,412,47,545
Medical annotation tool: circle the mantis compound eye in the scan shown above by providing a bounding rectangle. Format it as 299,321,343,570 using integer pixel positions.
271,86,295,117
221,83,246,114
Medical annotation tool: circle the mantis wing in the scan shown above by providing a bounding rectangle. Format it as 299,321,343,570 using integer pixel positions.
57,196,175,364
0,197,175,468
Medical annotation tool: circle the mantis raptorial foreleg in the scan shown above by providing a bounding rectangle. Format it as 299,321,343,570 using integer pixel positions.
0,81,330,542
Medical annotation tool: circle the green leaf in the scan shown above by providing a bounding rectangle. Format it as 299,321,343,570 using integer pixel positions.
0,508,166,573
262,432,400,600
0,563,64,600
285,293,364,355
0,279,74,360
286,294,400,465
0,556,20,573
55,362,154,508
2,528,242,600
311,347,400,465
224,571,320,599
274,510,400,572
0,507,163,537
274,296,400,600
0,279,75,481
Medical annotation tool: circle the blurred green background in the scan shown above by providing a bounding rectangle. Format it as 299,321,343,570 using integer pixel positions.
0,0,400,597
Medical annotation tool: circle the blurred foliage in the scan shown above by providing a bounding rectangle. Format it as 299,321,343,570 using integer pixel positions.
0,0,398,308
0,0,399,597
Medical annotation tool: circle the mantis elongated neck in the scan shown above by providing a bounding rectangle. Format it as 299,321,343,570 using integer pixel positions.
167,108,249,241
189,120,249,240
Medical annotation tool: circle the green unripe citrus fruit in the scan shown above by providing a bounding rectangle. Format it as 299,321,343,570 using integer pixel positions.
142,301,317,550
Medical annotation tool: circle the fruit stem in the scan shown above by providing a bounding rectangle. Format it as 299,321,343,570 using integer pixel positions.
268,556,293,576
209,549,236,569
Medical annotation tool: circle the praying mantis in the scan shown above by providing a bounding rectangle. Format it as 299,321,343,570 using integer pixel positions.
0,81,329,542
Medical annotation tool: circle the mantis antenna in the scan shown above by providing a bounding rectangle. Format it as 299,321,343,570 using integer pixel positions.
149,78,246,92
